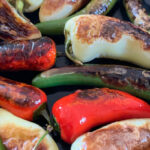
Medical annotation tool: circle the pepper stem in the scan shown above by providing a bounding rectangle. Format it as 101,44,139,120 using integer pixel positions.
65,40,83,65
33,125,53,150
15,0,29,21
40,109,51,126
16,0,24,14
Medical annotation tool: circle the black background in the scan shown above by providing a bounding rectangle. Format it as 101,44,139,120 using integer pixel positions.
1,0,150,149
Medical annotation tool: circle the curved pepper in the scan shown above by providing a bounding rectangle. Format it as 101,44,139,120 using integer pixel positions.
0,76,47,121
71,118,150,150
39,0,88,22
36,0,118,35
0,37,56,71
64,15,150,67
0,0,41,41
52,88,150,143
32,65,150,101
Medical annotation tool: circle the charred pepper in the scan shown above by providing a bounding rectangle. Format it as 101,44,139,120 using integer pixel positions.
52,88,150,143
32,65,150,101
0,37,56,71
0,76,47,121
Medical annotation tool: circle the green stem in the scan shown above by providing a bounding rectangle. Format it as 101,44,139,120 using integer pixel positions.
15,0,29,21
40,109,51,126
16,0,24,14
33,126,52,150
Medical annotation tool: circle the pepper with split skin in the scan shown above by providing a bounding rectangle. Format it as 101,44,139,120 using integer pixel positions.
36,0,118,35
52,88,150,144
0,76,47,121
32,65,150,101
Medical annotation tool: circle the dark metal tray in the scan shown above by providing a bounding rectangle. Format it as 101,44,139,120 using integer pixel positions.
1,0,150,149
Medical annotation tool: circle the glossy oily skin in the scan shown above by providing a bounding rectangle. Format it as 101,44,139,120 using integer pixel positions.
0,0,41,41
72,119,150,150
124,0,150,32
0,109,58,150
39,0,88,22
0,37,56,71
52,88,150,143
0,76,47,120
32,65,150,101
65,15,150,68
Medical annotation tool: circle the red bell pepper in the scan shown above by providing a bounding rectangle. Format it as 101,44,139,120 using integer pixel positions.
52,88,150,144
0,76,47,121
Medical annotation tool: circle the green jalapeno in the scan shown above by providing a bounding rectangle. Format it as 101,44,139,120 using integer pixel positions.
32,64,150,101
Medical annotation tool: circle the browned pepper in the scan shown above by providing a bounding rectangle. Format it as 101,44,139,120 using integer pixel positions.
0,76,47,121
0,37,56,71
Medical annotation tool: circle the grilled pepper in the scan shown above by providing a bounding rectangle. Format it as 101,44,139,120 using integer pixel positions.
65,15,150,68
39,0,88,22
32,65,150,101
124,0,150,32
72,118,150,150
0,37,56,71
0,0,41,41
52,88,150,143
36,0,117,35
0,76,47,121
0,108,58,150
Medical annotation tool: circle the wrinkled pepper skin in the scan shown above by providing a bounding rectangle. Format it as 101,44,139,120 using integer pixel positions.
32,65,150,101
0,76,47,121
0,37,56,71
52,88,150,144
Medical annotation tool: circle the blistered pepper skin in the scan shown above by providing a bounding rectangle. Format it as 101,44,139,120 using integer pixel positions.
0,76,47,120
0,37,56,71
52,88,150,144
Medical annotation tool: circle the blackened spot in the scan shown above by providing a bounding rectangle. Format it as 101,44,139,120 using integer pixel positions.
78,88,104,100
101,20,150,49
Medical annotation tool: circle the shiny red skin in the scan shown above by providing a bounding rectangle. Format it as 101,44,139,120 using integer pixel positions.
52,88,150,144
0,76,47,120
0,37,56,71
